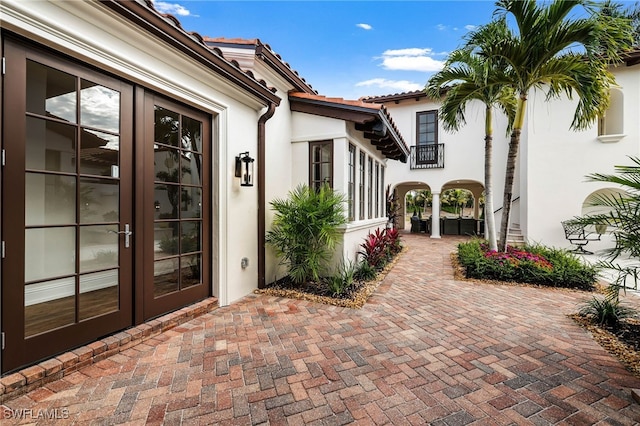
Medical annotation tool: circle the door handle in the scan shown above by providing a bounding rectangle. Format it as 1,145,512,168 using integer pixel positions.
108,224,133,248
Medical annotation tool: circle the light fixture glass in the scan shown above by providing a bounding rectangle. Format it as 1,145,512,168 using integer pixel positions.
235,152,254,187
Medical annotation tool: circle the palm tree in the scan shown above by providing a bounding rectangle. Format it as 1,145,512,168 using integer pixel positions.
443,189,472,217
467,0,633,251
427,36,516,251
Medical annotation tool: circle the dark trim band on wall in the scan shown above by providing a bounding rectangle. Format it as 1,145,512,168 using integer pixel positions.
258,102,276,289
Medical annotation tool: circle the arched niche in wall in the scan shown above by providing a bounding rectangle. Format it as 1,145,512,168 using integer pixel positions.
581,187,627,234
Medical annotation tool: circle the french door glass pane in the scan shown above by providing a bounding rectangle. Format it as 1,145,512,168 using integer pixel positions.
26,173,76,226
154,258,179,297
79,177,119,223
154,184,179,220
79,270,119,320
81,129,120,176
80,225,119,272
24,277,76,337
181,221,201,254
154,107,180,146
155,147,180,182
80,80,120,133
181,152,202,185
181,116,202,152
25,227,75,282
26,117,76,173
26,60,76,123
181,187,202,218
181,254,201,289
155,223,179,258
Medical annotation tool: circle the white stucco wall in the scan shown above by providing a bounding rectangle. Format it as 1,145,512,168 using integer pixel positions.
523,64,640,250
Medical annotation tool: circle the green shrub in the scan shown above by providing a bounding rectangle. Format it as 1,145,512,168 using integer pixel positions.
327,260,357,296
457,240,598,290
266,184,347,285
354,260,378,282
578,296,637,327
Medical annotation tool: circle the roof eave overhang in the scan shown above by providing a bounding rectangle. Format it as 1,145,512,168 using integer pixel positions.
99,0,281,107
289,96,408,162
622,49,640,67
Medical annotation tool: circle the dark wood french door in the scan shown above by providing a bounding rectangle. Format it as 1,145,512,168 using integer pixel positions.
1,40,211,373
1,39,134,372
138,93,210,321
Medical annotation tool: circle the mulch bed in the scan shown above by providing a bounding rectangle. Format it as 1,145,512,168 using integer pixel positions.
254,247,405,309
451,252,640,377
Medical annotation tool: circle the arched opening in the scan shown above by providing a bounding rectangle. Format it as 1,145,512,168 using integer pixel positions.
439,180,485,236
579,187,628,250
392,182,431,230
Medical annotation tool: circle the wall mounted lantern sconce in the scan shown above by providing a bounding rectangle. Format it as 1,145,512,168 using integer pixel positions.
235,151,255,187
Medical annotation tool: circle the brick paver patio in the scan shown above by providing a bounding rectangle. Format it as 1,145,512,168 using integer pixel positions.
2,233,640,424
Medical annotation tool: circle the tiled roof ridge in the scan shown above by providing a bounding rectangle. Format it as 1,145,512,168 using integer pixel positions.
289,92,408,154
203,36,317,94
139,0,277,94
289,92,381,110
360,89,427,103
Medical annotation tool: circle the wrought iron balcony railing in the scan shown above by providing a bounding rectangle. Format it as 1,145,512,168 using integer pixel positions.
410,144,444,169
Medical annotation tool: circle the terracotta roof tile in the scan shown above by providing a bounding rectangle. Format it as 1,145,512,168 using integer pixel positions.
289,92,383,110
203,36,317,94
130,0,279,99
361,90,428,103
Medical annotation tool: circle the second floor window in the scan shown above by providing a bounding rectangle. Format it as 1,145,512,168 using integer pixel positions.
416,111,438,165
309,140,333,190
417,110,437,145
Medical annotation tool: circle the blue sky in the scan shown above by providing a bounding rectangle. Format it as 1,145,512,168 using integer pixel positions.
151,1,501,98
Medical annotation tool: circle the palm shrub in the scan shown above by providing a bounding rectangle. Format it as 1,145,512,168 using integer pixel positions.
573,156,640,323
266,183,347,285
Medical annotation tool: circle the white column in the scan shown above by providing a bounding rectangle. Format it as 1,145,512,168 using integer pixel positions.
431,191,441,239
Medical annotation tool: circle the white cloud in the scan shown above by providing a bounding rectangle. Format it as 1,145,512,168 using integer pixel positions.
377,48,445,72
152,1,195,17
436,24,448,31
465,25,478,31
356,78,423,93
356,23,373,30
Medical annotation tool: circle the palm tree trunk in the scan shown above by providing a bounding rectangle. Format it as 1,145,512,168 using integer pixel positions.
484,108,497,251
498,95,527,252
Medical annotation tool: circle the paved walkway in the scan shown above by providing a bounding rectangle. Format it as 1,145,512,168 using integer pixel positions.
2,234,640,425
